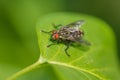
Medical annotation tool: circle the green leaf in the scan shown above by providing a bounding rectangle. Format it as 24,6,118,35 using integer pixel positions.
8,12,120,80
36,12,120,80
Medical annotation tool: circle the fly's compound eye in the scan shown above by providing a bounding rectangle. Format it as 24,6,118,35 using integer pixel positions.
52,33,59,40
52,30,59,40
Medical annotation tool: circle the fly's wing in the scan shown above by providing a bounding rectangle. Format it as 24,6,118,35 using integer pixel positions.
79,39,91,46
66,20,85,29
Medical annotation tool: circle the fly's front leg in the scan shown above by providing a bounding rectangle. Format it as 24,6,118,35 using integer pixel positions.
41,30,55,47
47,40,59,48
41,30,52,34
52,23,62,29
47,43,56,47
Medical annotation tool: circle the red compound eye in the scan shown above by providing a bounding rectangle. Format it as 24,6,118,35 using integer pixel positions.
53,33,59,39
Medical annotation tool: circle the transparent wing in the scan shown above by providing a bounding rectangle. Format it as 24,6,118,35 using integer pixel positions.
66,20,85,28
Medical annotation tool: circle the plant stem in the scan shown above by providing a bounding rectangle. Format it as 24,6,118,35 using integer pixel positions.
7,61,41,80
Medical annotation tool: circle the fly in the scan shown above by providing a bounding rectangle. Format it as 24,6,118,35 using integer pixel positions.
41,20,90,57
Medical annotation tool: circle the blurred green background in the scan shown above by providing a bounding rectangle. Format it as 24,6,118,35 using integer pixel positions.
0,0,120,79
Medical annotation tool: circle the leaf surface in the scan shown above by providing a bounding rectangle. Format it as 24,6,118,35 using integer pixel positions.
36,12,120,80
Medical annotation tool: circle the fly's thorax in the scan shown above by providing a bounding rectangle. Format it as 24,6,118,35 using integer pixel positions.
59,29,71,38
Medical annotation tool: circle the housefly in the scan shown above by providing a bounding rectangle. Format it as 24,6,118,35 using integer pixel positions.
41,20,90,57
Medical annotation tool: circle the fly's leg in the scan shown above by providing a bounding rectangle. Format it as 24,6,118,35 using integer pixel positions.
41,30,55,47
52,23,62,29
41,30,52,34
65,41,71,57
41,23,62,33
47,43,56,47
65,45,70,57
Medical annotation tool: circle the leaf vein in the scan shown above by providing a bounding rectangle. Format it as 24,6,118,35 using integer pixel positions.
48,61,107,80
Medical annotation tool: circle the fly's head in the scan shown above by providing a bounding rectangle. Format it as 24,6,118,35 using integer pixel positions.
52,30,59,40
